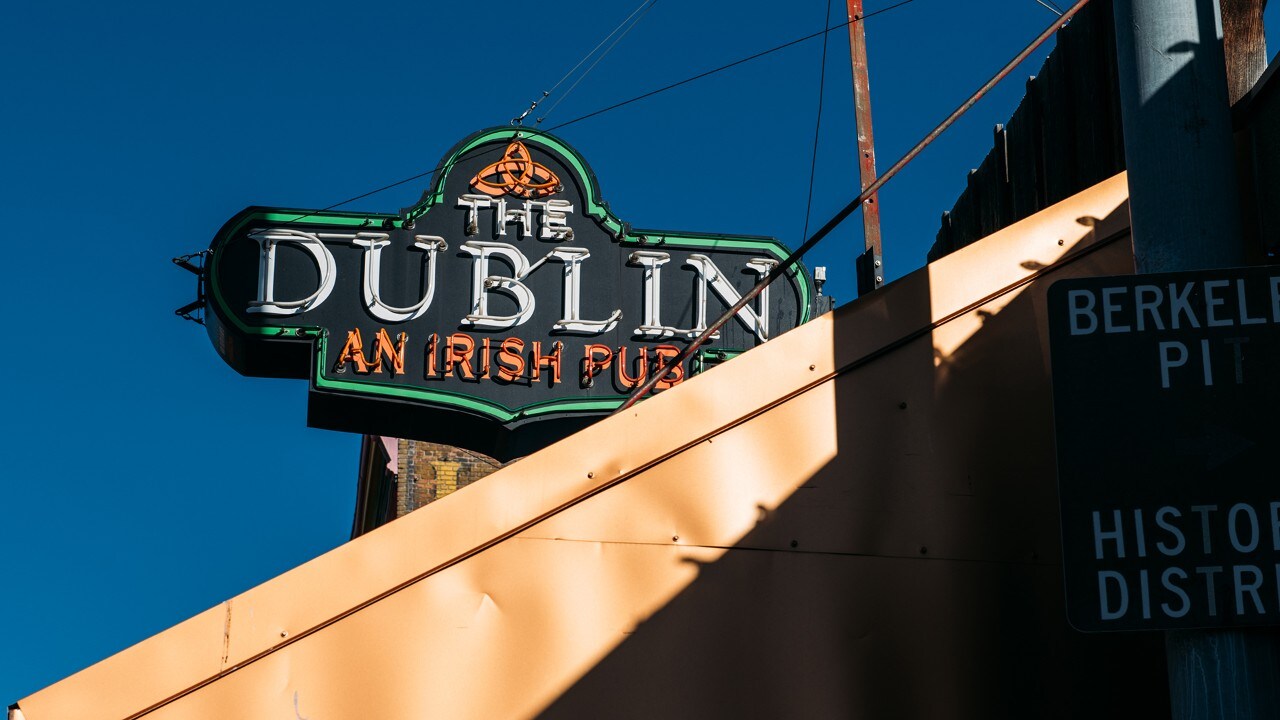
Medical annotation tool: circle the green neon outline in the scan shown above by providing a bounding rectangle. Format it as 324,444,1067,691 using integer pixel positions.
402,127,623,237
693,348,746,374
208,127,815,421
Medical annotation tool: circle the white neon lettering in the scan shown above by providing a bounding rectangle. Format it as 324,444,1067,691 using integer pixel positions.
547,247,620,334
629,250,681,340
684,254,776,342
456,195,575,240
460,241,536,330
246,228,337,316
352,233,446,323
456,194,492,236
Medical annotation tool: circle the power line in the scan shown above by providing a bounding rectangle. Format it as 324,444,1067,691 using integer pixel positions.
274,140,514,225
536,0,659,126
1035,0,1065,16
512,0,657,126
543,0,656,99
316,1,660,215
280,169,439,225
801,0,836,243
272,0,917,223
617,0,1094,410
548,0,917,131
276,1,665,223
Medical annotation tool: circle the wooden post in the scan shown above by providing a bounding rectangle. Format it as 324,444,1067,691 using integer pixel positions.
1221,0,1268,104
846,0,883,294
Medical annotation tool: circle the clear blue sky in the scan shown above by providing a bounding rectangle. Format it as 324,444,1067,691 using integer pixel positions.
2,0,1273,703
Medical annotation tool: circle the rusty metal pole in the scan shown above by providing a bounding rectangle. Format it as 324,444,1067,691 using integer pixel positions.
846,0,884,295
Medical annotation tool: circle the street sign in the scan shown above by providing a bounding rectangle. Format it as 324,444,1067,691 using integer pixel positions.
1049,266,1280,632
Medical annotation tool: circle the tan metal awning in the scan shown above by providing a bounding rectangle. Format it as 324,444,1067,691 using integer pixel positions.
16,173,1167,719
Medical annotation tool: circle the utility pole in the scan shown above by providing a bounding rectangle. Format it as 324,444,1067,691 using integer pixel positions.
1112,0,1241,273
846,0,883,295
1221,0,1268,104
1111,0,1280,715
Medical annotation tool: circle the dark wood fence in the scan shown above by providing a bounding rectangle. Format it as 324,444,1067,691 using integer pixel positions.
927,0,1125,261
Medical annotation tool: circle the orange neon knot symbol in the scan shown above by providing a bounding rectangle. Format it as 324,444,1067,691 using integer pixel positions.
470,140,562,199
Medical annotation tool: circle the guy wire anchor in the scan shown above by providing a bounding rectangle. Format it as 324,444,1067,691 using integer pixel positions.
511,91,549,126
172,250,208,325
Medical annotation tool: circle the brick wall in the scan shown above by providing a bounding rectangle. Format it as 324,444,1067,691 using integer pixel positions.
395,440,502,517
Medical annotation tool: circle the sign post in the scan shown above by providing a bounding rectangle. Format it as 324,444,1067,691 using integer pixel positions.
1107,0,1280,714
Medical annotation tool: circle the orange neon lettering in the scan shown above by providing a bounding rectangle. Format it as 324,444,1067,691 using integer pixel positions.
531,341,562,385
336,328,372,374
370,329,407,376
616,345,649,389
653,344,685,390
496,337,526,382
479,337,492,379
424,333,440,377
445,333,476,379
583,344,613,387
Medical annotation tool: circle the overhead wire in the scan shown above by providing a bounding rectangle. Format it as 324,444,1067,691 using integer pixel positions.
1035,0,1065,16
278,166,445,226
548,0,916,131
617,0,1095,411
536,0,659,126
280,0,662,225
801,0,836,243
512,0,657,125
262,0,917,226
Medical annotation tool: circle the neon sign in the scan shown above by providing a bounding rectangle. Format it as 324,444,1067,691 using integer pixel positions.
204,128,814,458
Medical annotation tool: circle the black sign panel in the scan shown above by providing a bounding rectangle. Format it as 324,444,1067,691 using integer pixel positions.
1049,266,1280,631
205,128,814,458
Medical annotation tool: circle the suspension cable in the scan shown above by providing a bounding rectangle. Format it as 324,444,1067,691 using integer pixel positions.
512,0,657,126
535,1,659,125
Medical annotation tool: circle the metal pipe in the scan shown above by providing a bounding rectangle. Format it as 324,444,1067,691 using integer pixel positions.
1113,0,1243,273
618,0,1093,411
1111,1,1271,717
